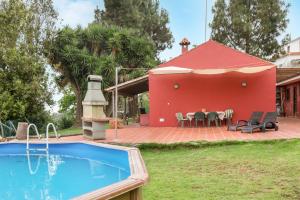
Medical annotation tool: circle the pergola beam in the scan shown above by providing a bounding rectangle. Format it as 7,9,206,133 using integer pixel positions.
276,68,300,83
105,75,149,96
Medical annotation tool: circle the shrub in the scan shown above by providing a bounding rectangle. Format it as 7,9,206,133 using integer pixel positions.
57,114,74,130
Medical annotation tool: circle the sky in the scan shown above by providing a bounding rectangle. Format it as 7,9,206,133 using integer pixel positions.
50,0,300,112
53,0,300,60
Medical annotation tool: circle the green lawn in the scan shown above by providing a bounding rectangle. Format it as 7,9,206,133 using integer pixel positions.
49,127,82,136
48,124,110,137
141,140,300,200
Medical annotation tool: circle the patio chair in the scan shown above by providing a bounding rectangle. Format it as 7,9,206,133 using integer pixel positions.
223,108,234,125
194,112,206,127
207,112,219,127
227,111,263,131
241,112,278,133
186,114,193,127
176,112,188,128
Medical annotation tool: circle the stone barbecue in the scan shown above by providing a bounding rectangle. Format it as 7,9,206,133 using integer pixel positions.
82,75,109,139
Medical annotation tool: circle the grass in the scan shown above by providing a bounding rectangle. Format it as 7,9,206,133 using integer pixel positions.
141,140,300,200
49,127,82,136
48,123,110,137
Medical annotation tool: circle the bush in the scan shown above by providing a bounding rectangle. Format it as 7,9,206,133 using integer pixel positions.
56,113,74,130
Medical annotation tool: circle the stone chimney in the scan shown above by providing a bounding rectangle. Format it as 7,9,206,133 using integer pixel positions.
179,38,190,54
82,75,109,140
82,75,108,119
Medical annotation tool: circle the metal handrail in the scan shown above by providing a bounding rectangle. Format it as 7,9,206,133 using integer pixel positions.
45,123,59,150
26,123,41,151
26,123,60,175
46,123,59,140
26,123,59,152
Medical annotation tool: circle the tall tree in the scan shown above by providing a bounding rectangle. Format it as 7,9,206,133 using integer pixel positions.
46,24,156,126
97,0,174,54
0,0,57,127
210,0,290,60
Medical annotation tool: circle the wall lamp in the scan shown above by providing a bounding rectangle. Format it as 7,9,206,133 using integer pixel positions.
174,83,180,89
241,81,247,87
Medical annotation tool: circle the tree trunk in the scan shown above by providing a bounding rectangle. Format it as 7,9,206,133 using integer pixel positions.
245,39,250,54
74,91,83,127
104,93,113,117
132,95,139,117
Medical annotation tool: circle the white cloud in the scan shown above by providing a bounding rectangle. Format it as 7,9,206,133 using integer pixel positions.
53,0,102,28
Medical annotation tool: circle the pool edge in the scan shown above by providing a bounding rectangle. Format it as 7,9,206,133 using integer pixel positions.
75,147,148,200
2,140,149,200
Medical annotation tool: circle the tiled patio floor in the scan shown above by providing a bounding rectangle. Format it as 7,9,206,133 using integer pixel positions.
56,117,300,144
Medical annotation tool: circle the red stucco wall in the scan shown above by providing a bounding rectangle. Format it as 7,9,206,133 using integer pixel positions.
149,68,276,127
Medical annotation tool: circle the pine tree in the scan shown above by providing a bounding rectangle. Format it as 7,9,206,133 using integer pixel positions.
210,0,290,60
209,0,229,45
94,6,102,24
98,0,173,54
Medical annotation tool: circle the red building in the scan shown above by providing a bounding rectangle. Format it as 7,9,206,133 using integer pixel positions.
106,39,276,127
276,69,300,117
149,40,276,126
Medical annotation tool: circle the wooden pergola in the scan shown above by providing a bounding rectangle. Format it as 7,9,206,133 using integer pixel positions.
276,68,300,83
276,68,300,117
105,75,148,96
105,75,149,119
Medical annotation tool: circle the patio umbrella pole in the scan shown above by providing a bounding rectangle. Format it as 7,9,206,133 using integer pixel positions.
112,67,148,142
112,91,114,119
114,66,120,141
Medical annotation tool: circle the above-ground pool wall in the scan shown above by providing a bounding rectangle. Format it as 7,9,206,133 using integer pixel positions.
148,67,276,127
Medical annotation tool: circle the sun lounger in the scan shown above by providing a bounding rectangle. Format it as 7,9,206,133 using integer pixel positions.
241,112,278,133
228,111,263,131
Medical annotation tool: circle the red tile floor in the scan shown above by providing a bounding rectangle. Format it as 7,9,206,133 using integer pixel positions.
56,117,300,144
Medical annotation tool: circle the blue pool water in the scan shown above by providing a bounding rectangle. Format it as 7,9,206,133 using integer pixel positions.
0,143,131,200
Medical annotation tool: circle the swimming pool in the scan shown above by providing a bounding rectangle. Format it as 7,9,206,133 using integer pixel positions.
0,142,148,200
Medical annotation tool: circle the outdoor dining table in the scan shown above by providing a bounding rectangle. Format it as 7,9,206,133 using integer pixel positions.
186,111,226,121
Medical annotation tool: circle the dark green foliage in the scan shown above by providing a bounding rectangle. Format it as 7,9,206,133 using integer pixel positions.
56,114,74,130
46,24,156,126
210,0,290,61
0,0,57,125
98,0,174,54
55,87,76,129
58,87,76,116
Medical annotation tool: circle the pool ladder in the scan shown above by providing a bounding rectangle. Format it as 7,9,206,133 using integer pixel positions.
26,123,59,152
